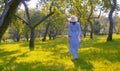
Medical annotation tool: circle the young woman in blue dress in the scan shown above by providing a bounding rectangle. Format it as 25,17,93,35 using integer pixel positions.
67,15,82,60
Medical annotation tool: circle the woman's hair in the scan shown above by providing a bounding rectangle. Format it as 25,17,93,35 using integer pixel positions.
70,22,76,25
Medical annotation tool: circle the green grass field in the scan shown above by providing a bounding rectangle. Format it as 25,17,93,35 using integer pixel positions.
0,34,120,71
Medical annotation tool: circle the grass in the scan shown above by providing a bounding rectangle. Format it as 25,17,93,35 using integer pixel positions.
0,34,120,71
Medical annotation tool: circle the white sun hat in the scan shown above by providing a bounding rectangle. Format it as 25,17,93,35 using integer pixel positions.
68,15,78,22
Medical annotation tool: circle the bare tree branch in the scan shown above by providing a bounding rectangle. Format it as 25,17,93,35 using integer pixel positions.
49,0,55,13
90,8,102,19
34,12,54,28
88,5,93,20
34,0,55,28
22,0,32,27
14,14,29,26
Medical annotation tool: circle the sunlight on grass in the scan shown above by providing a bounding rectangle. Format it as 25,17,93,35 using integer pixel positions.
15,51,54,63
0,59,3,65
93,34,120,43
90,60,120,71
80,47,102,52
0,34,120,71
113,34,120,39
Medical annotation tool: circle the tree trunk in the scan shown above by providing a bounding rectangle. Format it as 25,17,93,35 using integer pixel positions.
0,0,22,41
16,29,20,42
25,34,29,42
16,35,20,42
42,23,50,41
107,0,116,41
83,24,88,38
90,23,93,38
88,19,93,39
48,33,52,40
29,28,35,50
87,5,94,39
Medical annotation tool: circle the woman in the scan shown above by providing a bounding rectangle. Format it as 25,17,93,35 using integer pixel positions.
67,15,82,60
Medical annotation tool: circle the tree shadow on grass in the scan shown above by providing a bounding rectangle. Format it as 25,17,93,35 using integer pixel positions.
0,50,30,71
0,52,70,71
72,58,94,71
48,45,94,71
14,62,66,71
19,37,68,48
0,50,19,57
0,37,120,71
70,38,120,71
92,39,120,63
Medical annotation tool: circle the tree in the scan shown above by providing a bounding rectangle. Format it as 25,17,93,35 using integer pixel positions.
107,0,117,41
86,0,102,38
99,16,109,34
10,17,24,42
0,28,9,43
47,16,66,40
42,12,67,41
0,0,23,41
16,10,30,42
42,21,50,41
93,21,101,34
99,0,118,41
15,0,54,50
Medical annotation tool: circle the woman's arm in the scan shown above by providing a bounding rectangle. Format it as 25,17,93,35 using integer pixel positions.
77,23,82,41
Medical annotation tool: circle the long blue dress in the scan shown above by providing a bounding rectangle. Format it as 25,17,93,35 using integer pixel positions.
68,22,82,59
